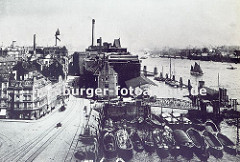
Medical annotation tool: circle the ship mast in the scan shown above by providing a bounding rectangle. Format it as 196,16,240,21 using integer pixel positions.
218,73,221,119
170,57,172,79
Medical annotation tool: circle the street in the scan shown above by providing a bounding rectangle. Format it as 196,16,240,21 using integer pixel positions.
0,95,89,162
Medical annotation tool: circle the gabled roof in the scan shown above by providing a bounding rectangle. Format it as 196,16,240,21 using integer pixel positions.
125,75,157,88
13,61,37,73
98,62,116,76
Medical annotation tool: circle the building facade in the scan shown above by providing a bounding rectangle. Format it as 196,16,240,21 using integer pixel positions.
7,71,51,119
0,81,8,118
96,62,118,99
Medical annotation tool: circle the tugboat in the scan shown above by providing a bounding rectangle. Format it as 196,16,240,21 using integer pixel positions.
130,131,144,152
153,128,169,159
190,62,203,76
115,129,133,160
173,129,194,160
217,132,237,155
103,132,117,159
203,131,223,159
186,128,209,161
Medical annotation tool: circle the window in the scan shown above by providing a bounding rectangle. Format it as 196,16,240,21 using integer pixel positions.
23,95,27,101
28,103,32,108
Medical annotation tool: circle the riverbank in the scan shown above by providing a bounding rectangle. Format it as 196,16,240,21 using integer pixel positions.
155,54,240,64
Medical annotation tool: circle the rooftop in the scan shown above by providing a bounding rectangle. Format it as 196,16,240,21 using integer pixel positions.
125,75,157,88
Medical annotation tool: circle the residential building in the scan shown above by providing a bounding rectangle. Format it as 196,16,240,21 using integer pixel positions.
7,61,65,119
95,62,118,99
0,56,16,79
0,78,8,118
8,70,51,119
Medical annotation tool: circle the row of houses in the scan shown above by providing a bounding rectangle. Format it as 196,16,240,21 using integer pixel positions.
0,43,68,119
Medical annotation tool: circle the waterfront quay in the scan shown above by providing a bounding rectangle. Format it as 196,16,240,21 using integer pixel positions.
69,37,240,161
75,82,239,162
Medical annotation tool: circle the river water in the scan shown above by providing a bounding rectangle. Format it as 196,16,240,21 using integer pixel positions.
127,57,240,162
142,57,240,103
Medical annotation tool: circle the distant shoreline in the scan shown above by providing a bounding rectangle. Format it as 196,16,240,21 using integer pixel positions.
150,54,240,64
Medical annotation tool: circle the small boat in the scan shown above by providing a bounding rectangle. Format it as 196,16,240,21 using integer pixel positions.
103,118,115,133
205,120,219,134
115,129,133,160
164,117,180,126
186,128,209,161
217,132,236,155
173,129,194,160
140,51,149,59
145,114,165,128
153,128,169,159
144,131,155,153
177,117,192,125
140,55,148,59
130,131,144,152
154,72,165,82
203,131,223,159
190,62,203,76
144,71,155,77
103,132,117,158
163,126,181,157
166,80,180,88
227,65,237,70
192,119,205,131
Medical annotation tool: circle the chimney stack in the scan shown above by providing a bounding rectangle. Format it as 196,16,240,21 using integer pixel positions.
12,41,16,48
92,19,95,47
33,34,36,54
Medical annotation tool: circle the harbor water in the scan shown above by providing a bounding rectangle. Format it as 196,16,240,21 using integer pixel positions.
126,57,240,162
141,57,240,102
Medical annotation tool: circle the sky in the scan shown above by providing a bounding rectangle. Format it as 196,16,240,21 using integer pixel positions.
0,0,239,52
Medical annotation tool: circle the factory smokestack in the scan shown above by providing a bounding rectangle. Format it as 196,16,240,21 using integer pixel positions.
92,19,95,47
33,34,36,54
